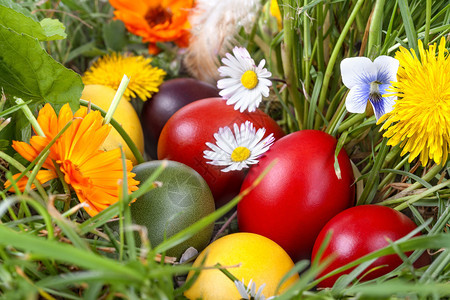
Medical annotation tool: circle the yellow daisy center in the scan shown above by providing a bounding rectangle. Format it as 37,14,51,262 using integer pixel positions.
231,146,251,162
241,70,259,89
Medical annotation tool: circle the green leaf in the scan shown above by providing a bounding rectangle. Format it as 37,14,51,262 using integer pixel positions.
0,5,66,41
39,18,67,40
0,24,82,110
0,0,35,20
103,20,126,52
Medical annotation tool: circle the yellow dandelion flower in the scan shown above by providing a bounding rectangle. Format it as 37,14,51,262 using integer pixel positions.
378,37,450,166
5,103,139,216
83,53,166,101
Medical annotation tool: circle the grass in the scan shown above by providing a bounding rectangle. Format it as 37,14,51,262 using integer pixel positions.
0,0,449,299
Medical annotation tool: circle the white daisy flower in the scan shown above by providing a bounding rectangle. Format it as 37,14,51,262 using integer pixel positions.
234,279,275,300
217,47,272,112
204,121,275,172
340,56,399,120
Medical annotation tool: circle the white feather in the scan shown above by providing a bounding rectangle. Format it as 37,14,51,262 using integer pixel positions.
183,0,261,85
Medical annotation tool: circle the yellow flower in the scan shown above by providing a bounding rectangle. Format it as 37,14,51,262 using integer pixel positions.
378,37,450,166
270,0,282,30
5,103,139,216
83,53,166,101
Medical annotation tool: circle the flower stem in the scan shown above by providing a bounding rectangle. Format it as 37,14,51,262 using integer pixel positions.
394,179,450,211
424,0,432,45
103,74,130,125
402,164,444,194
282,0,303,128
367,0,385,58
15,98,45,137
357,137,389,205
314,0,365,129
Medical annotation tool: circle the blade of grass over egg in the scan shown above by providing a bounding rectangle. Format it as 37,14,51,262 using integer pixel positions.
274,260,310,296
333,131,348,180
332,261,380,293
307,232,449,290
277,256,335,300
79,100,144,164
103,74,129,125
79,202,120,235
152,160,277,256
174,255,207,296
118,145,137,261
129,161,166,199
419,249,450,284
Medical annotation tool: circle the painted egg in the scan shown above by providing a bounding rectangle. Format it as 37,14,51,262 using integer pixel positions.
238,130,355,261
130,160,215,258
312,205,429,288
184,232,299,300
140,78,219,159
158,97,285,207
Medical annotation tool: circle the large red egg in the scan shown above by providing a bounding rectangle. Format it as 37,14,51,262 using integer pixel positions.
158,97,285,206
141,78,219,159
311,205,429,288
238,130,355,261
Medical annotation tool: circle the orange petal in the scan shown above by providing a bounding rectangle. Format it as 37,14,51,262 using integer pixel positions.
4,170,57,192
109,0,149,14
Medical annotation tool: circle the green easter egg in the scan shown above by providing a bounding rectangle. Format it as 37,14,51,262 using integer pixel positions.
131,160,215,258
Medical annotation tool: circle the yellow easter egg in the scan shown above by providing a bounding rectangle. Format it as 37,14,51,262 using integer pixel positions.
81,84,144,165
184,232,299,300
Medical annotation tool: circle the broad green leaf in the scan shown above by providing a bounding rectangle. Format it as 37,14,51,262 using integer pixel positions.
0,24,82,110
39,18,67,40
0,0,35,20
0,5,66,41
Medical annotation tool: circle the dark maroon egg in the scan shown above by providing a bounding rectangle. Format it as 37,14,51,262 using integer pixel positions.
141,78,219,158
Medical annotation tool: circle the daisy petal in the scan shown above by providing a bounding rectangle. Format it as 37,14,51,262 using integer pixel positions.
340,57,377,88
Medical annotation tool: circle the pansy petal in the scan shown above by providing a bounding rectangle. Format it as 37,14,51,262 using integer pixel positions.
345,85,370,114
370,83,397,120
340,57,377,88
374,56,399,84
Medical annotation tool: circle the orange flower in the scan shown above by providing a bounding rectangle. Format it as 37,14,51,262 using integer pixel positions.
6,104,139,216
109,0,194,54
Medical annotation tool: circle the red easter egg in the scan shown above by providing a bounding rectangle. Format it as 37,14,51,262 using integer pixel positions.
140,78,219,159
238,130,355,261
312,205,428,288
158,97,285,206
